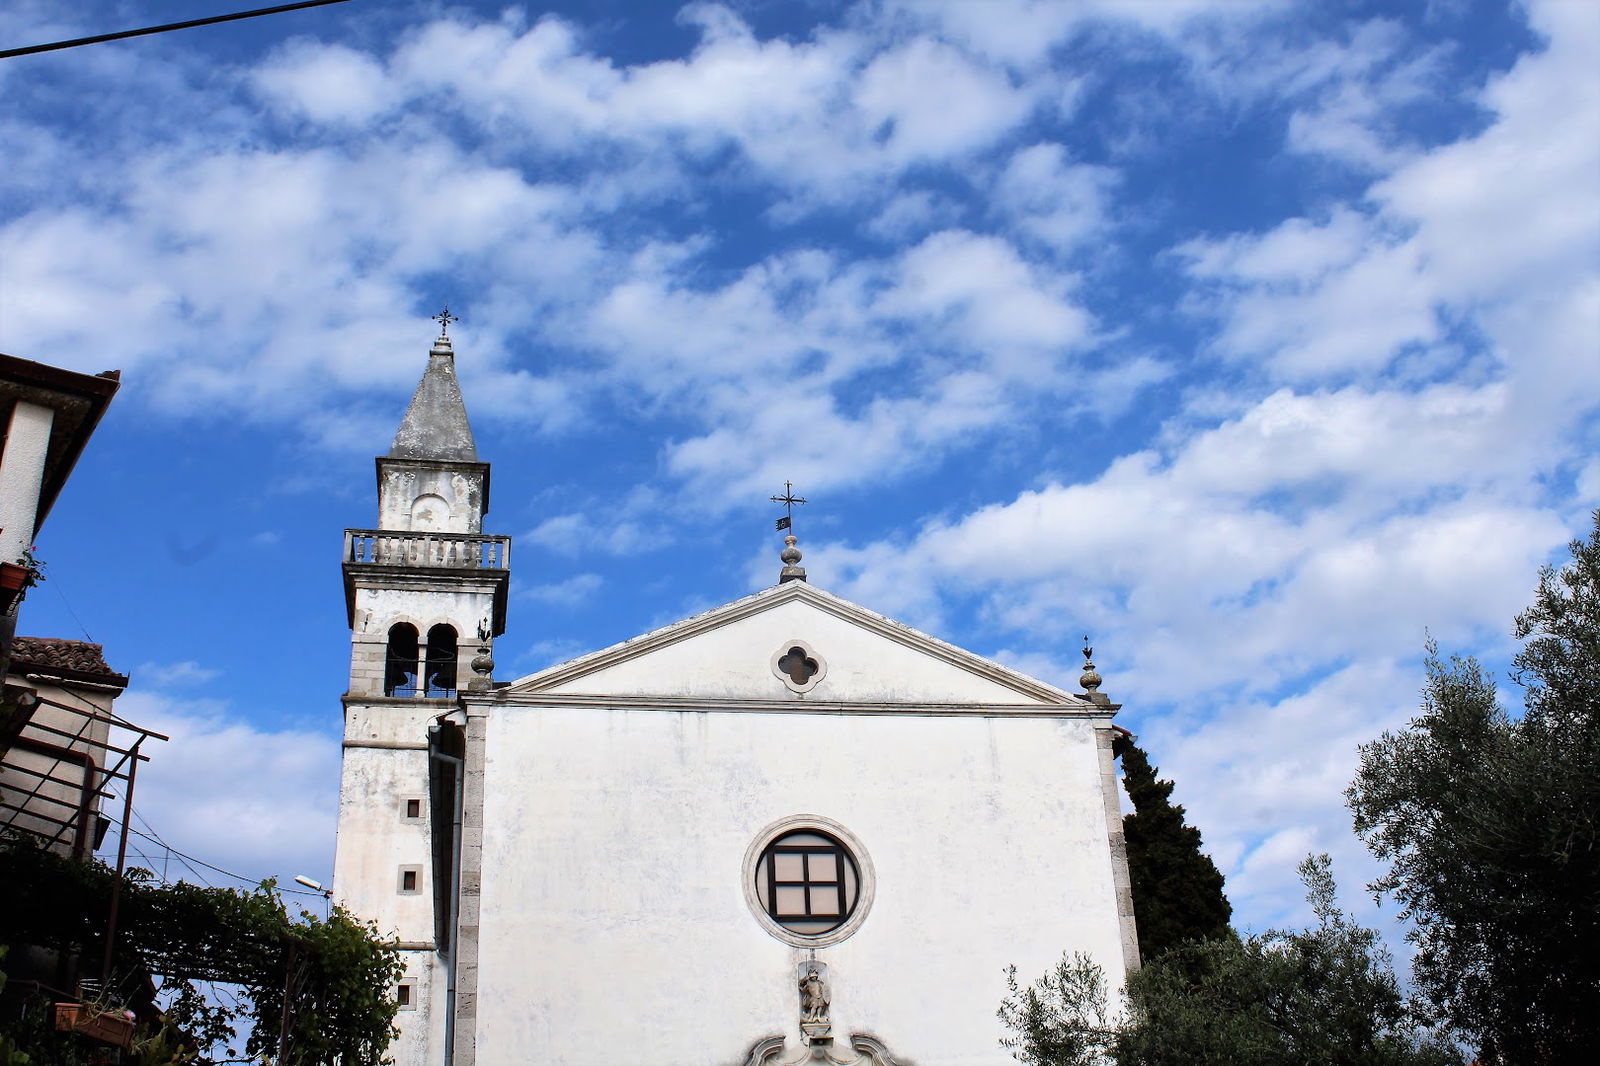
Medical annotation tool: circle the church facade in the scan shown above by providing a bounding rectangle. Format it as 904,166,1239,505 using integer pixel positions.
333,329,1140,1066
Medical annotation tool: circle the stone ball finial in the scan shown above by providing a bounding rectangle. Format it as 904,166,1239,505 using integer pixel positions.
1079,637,1103,694
779,533,807,584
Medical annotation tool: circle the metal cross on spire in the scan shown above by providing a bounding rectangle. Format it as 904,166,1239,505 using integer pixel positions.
432,306,459,339
770,480,807,532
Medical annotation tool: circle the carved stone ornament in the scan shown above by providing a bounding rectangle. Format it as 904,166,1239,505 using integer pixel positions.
799,963,830,1041
739,1035,902,1066
735,961,903,1066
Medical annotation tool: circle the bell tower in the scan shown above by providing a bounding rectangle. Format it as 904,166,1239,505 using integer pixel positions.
332,316,509,1062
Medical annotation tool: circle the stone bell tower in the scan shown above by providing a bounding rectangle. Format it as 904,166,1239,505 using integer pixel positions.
332,316,509,1064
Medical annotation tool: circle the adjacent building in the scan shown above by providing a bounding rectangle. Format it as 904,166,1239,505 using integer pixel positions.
0,353,130,859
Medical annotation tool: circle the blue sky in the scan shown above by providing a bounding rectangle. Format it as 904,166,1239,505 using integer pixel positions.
3,0,1597,951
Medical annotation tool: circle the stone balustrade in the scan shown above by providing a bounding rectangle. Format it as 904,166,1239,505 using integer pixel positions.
344,529,511,570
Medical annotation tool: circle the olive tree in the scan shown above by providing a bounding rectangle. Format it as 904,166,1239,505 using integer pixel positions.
1347,514,1600,1062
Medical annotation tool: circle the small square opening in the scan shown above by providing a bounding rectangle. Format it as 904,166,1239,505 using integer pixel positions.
397,865,422,894
396,982,415,1010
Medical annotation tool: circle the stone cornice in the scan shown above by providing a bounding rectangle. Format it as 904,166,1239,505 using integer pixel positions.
465,689,1118,719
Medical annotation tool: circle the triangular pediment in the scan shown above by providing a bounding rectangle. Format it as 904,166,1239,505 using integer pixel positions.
502,582,1090,708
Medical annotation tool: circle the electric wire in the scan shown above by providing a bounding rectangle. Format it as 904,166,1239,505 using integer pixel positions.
39,562,97,642
122,823,324,896
0,1,354,60
96,796,324,896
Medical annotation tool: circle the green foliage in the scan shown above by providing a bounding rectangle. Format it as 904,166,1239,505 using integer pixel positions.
1112,733,1231,961
1347,514,1600,1063
1119,856,1460,1066
0,835,402,1065
997,953,1117,1066
1001,859,1460,1066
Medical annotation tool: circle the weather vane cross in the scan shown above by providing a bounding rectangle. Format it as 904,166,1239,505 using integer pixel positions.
432,306,459,338
770,480,807,533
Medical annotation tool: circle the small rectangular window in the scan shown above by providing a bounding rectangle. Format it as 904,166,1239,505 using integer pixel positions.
402,870,417,891
396,982,416,1010
406,799,421,819
397,865,422,894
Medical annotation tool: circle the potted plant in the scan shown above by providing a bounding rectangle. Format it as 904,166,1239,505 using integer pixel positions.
0,546,43,613
53,1001,136,1049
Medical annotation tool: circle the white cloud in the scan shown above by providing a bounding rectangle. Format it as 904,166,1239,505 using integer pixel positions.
880,230,1094,363
822,376,1573,706
253,42,393,125
992,143,1118,255
865,190,962,242
107,691,340,890
526,512,649,557
519,571,604,606
136,661,222,687
854,38,1035,163
878,0,1284,69
1179,213,1439,380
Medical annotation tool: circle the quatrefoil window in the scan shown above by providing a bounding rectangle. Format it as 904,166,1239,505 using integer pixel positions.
771,639,827,694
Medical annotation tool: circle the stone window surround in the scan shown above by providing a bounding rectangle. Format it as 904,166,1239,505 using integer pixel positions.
743,814,874,948
770,639,827,694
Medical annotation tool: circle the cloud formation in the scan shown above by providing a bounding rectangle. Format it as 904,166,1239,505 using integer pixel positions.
4,0,1595,949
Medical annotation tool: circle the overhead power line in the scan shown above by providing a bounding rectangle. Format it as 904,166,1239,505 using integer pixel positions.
124,824,326,896
1,1,353,61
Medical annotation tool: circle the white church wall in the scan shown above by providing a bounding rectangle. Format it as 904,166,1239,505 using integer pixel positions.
470,703,1125,1066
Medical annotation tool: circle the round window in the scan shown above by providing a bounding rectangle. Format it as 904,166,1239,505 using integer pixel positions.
743,815,874,947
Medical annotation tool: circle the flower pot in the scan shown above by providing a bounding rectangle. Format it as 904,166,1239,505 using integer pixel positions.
54,1002,135,1049
0,562,29,592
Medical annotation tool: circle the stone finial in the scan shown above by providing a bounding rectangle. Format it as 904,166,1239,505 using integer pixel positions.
779,534,807,584
468,618,494,692
1080,637,1109,706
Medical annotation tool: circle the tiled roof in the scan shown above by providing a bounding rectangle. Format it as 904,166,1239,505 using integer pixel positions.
9,636,128,687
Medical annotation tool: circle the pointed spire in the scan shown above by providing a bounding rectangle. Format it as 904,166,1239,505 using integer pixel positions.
389,314,478,462
779,533,806,584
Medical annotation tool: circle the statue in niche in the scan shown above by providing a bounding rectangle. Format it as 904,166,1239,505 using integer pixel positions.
800,967,829,1024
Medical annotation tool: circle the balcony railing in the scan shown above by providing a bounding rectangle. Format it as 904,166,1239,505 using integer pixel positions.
344,530,511,570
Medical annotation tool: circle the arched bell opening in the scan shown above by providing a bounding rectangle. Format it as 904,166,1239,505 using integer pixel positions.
384,623,420,698
424,624,458,698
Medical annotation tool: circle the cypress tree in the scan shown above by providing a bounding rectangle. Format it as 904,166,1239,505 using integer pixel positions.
1113,732,1232,962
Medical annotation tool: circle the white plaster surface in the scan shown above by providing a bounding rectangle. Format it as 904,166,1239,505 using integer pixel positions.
389,953,442,1066
526,593,1056,706
356,587,495,640
0,401,54,563
471,705,1127,1066
377,462,484,534
332,744,435,941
